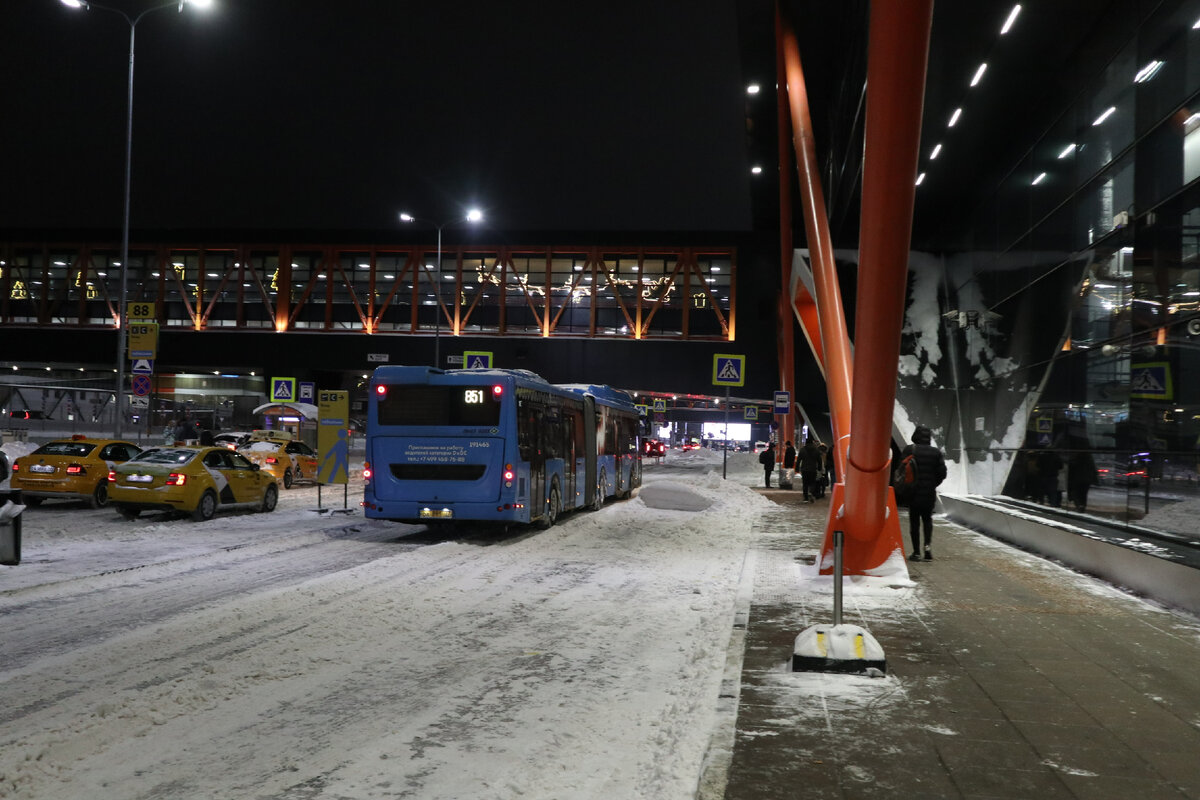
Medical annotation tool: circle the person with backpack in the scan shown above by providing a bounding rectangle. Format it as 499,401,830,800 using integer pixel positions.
758,443,776,488
897,425,947,561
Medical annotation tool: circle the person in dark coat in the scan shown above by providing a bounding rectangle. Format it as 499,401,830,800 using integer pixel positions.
782,441,796,488
798,438,823,503
758,443,776,488
902,426,947,561
1066,443,1097,512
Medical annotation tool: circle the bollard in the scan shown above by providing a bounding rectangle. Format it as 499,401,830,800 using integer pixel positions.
0,488,24,566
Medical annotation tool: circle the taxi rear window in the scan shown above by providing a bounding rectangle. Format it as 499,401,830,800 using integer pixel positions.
133,448,199,465
35,442,97,457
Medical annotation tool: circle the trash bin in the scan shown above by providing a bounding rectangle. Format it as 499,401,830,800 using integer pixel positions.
0,488,23,566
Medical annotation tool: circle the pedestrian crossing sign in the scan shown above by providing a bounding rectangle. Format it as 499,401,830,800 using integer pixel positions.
271,377,296,402
463,350,493,369
712,354,745,387
1130,362,1172,400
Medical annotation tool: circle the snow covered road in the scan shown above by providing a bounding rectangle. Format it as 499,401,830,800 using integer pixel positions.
1,453,773,799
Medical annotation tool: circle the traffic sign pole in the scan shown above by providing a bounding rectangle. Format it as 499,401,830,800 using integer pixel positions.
722,386,730,480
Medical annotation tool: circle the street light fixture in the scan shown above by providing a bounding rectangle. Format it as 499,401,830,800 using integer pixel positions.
59,0,213,438
399,209,485,368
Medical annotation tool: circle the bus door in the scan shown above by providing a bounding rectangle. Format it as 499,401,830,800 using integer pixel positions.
564,414,577,509
582,396,598,506
520,402,545,512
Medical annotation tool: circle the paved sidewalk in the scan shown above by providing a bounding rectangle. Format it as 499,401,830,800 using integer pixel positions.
719,492,1200,799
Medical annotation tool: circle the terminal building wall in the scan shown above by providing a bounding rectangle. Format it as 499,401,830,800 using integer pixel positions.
900,0,1200,542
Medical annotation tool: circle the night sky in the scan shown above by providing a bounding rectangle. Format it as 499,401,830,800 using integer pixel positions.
2,0,753,236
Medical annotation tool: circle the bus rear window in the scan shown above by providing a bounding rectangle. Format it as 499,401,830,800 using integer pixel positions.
377,385,502,427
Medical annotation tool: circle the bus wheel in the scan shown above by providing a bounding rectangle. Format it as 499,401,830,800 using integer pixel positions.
592,470,607,511
539,484,561,529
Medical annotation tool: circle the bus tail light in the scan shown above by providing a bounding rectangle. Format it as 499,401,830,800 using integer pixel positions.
166,472,187,486
363,462,373,481
503,463,514,487
492,384,503,398
375,384,387,398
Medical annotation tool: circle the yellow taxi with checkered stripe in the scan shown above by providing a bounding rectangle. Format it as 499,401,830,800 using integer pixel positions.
10,436,142,508
107,446,278,521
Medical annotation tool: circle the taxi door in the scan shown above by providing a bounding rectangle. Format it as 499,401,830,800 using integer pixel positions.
286,441,317,481
226,451,263,502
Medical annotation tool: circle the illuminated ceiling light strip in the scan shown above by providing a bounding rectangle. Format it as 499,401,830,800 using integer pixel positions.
1000,4,1021,34
1032,172,1047,185
948,107,962,127
1193,16,1200,29
751,165,763,174
930,143,942,159
746,83,761,95
970,63,988,87
915,172,926,186
1057,143,1076,159
1185,112,1200,126
1092,106,1117,126
1133,60,1163,83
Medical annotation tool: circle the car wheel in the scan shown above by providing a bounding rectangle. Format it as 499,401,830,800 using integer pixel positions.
115,505,140,520
283,468,294,489
192,489,218,522
592,469,607,511
261,482,278,513
90,481,109,509
539,484,560,530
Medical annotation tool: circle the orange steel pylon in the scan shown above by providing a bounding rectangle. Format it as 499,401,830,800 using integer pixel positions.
777,1,934,575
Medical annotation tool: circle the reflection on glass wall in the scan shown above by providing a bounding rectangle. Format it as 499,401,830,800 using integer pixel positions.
903,0,1200,542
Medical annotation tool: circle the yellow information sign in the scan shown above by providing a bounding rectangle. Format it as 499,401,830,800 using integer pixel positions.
126,301,157,321
127,322,159,359
317,390,350,485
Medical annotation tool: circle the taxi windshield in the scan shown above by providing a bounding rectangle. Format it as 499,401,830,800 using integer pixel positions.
35,441,97,457
132,448,199,465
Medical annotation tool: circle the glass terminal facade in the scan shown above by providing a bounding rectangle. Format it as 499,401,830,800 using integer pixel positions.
898,1,1200,541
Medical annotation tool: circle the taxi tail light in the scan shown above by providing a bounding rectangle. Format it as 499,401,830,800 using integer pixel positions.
166,472,187,486
108,470,116,482
65,464,84,475
11,463,19,473
265,457,278,464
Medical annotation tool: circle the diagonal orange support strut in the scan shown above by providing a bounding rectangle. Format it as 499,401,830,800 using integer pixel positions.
780,3,934,575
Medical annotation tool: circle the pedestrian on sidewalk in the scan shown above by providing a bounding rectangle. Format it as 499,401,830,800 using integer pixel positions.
781,440,796,489
798,438,822,502
902,425,947,561
759,443,776,488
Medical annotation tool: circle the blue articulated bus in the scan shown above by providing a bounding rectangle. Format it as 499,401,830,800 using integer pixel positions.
362,366,642,527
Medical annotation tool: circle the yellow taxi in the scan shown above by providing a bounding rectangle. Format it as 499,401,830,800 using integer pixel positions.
108,446,278,521
238,431,318,489
10,436,142,508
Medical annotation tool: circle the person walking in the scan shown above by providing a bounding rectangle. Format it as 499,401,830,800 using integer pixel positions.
902,425,947,561
758,443,776,488
798,438,823,503
782,440,797,489
1066,439,1097,512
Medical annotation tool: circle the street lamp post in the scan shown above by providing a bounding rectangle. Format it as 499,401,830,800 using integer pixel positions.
59,0,212,438
399,209,484,368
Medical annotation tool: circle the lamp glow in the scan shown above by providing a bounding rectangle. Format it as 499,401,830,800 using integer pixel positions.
970,63,987,87
948,107,962,127
1000,4,1021,34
